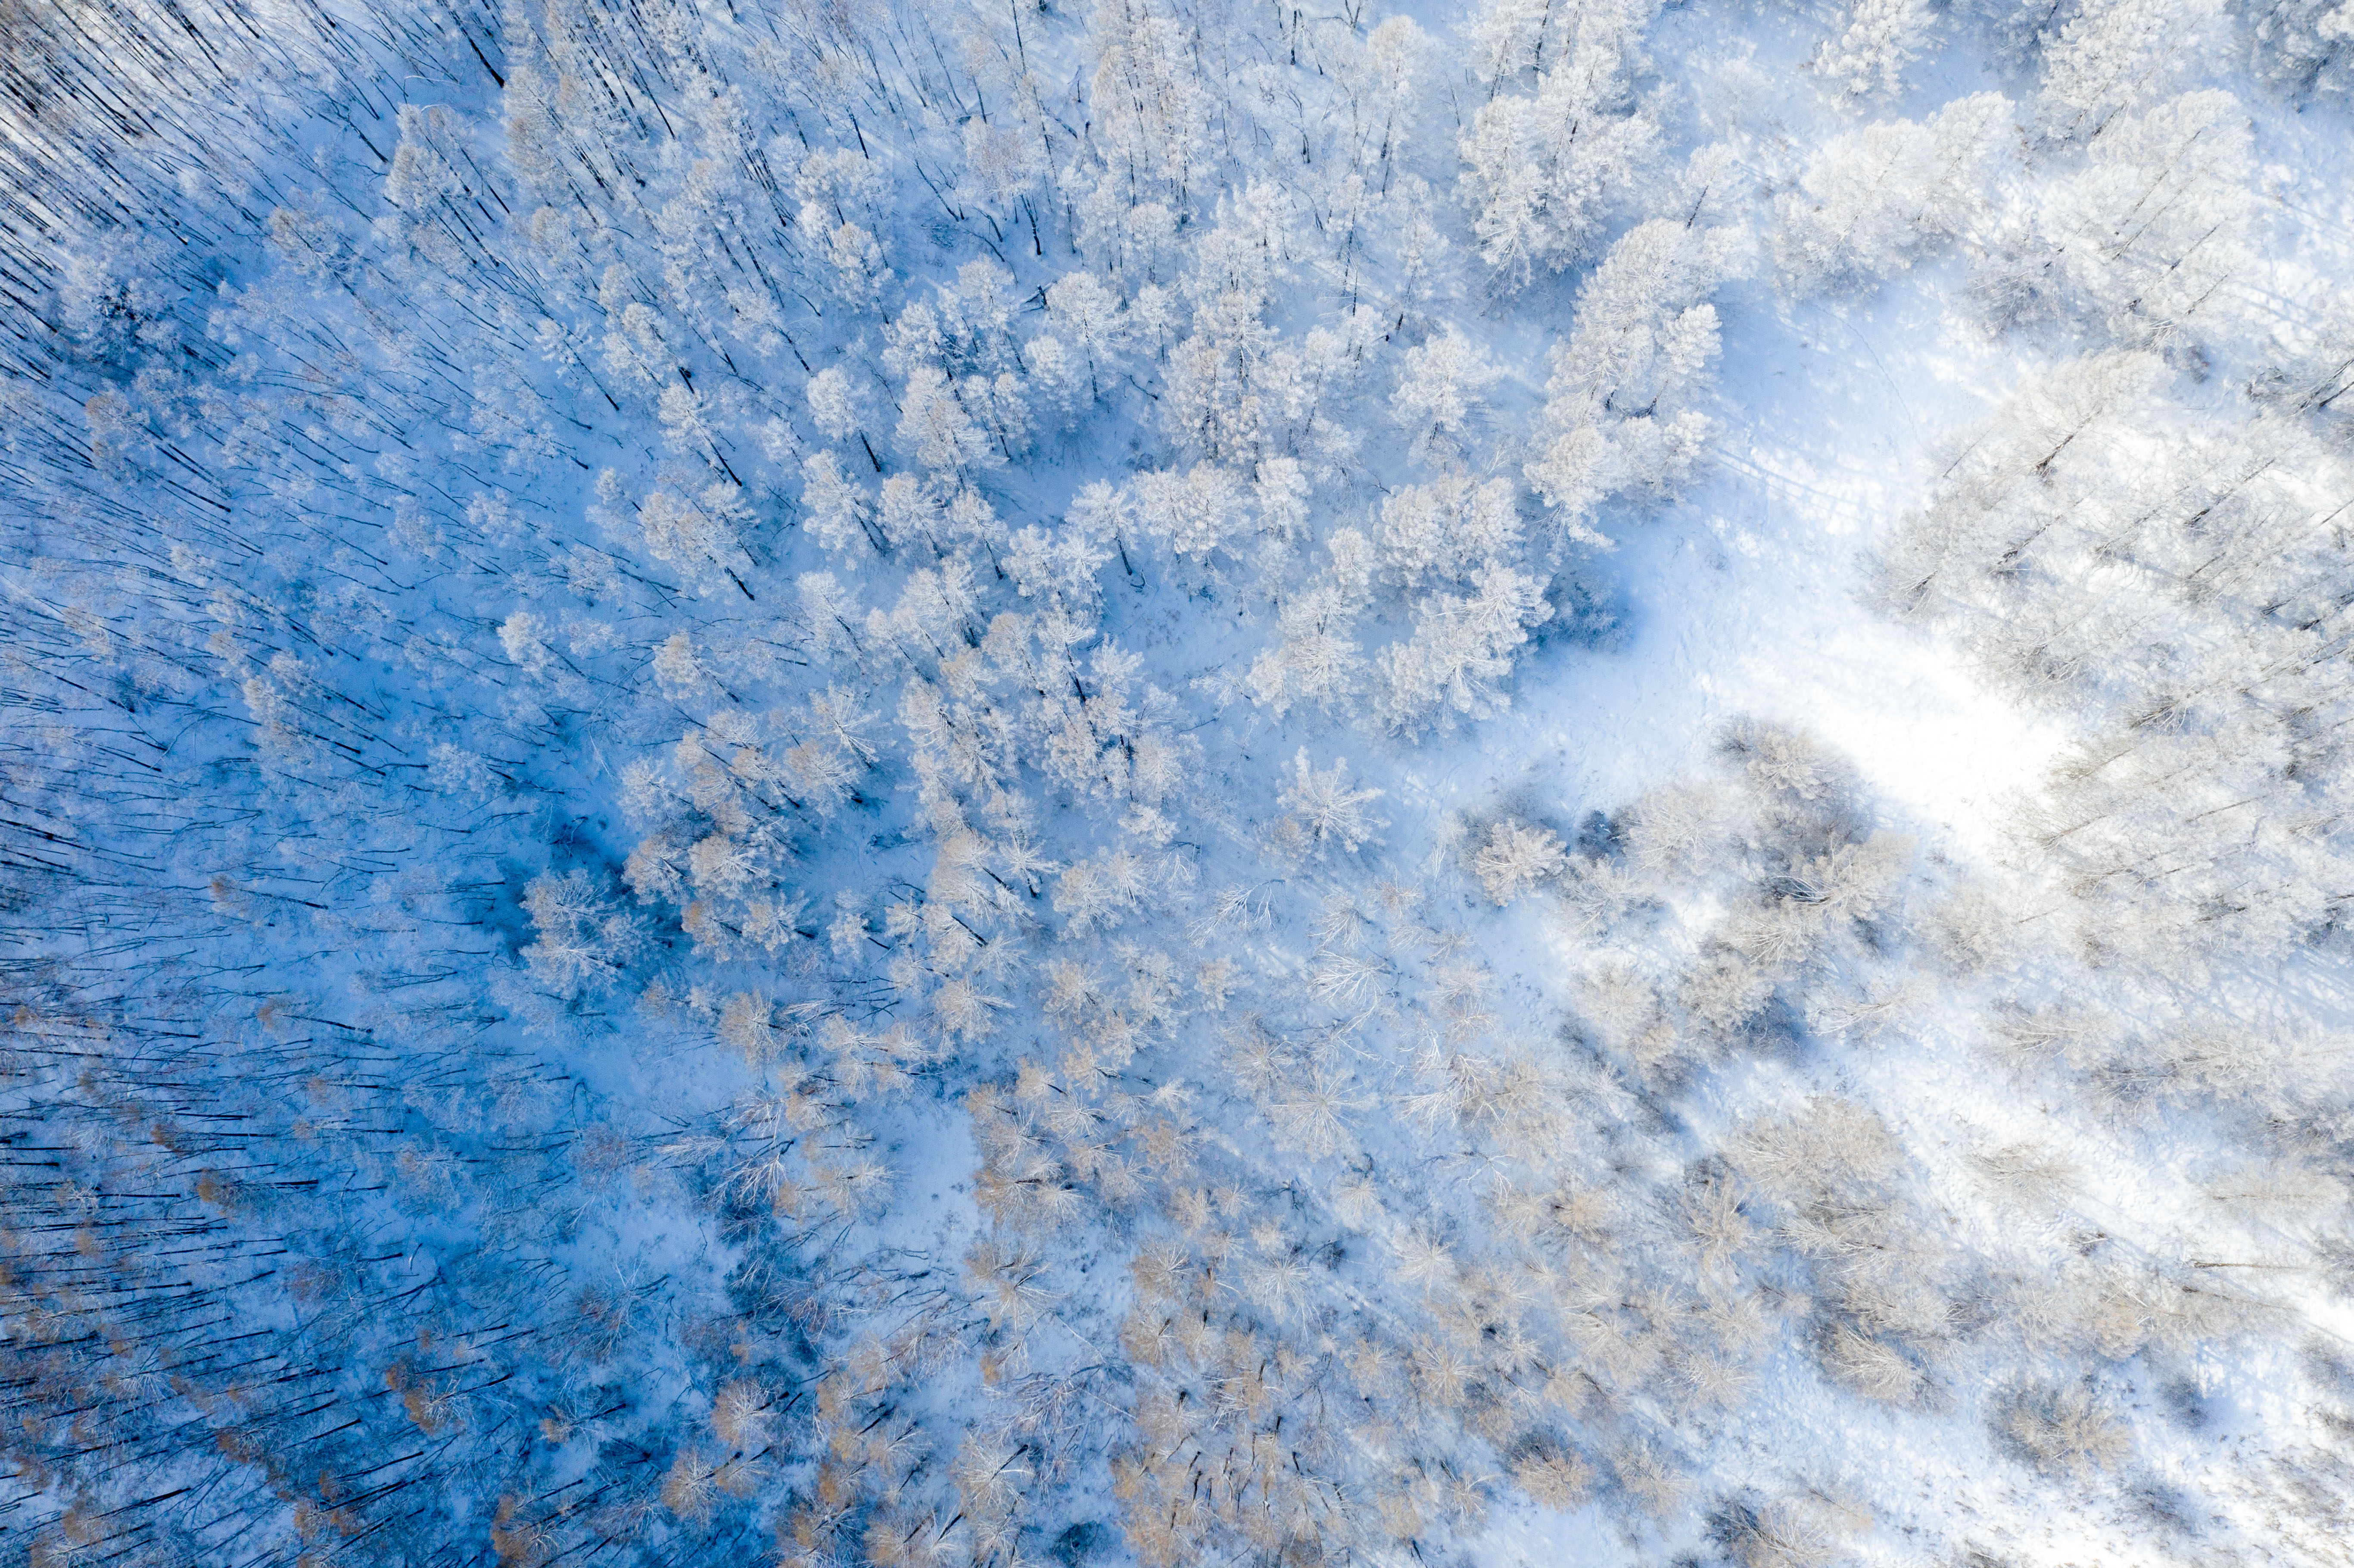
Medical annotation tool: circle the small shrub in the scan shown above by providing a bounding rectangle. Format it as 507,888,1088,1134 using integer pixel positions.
1996,1382,2130,1475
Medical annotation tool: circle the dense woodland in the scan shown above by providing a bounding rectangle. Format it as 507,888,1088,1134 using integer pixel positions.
4,0,2354,1565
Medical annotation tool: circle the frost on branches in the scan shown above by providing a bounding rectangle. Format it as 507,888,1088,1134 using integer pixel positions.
3,0,2352,1567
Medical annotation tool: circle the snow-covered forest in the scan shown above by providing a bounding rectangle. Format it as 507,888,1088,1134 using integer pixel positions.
5,0,2354,1562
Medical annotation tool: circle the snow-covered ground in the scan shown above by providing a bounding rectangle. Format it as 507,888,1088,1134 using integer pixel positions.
1479,285,2068,856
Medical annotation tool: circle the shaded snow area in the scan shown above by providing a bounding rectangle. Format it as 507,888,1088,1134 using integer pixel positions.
6,0,2354,1567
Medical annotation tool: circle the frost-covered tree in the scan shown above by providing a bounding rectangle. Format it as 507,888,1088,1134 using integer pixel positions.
1280,750,1388,852
1459,0,1662,279
1815,0,1940,97
1473,818,1569,903
1526,218,1745,543
2038,0,2229,139
2036,89,2256,348
1773,96,2015,293
2242,0,2354,98
1391,327,1501,468
1378,563,1554,730
1872,351,2354,966
1380,474,1523,585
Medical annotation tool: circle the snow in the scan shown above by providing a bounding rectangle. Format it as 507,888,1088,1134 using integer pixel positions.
1474,291,2071,862
7,0,2354,1564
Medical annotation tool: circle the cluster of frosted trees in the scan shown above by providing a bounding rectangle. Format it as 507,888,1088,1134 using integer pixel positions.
4,0,2354,1565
